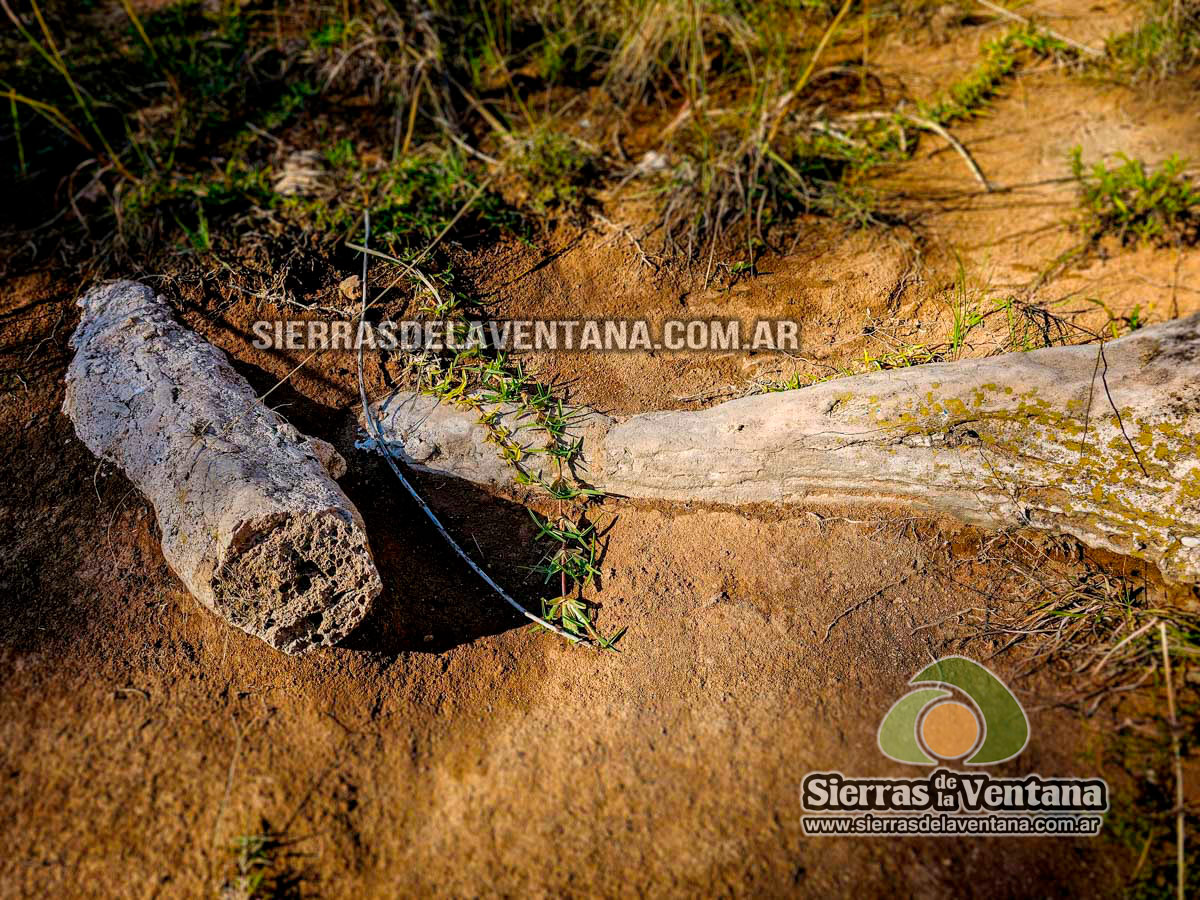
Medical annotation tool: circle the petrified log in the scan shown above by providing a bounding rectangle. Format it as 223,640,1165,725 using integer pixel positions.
64,281,381,653
364,314,1200,583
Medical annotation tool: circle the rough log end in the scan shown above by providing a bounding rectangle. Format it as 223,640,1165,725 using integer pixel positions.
216,508,381,654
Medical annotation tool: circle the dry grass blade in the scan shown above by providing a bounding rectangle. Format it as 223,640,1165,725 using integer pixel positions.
1161,622,1186,900
1,0,138,182
1091,617,1159,675
930,533,1200,723
766,0,855,145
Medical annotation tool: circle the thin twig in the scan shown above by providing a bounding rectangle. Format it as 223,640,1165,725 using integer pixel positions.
902,114,993,191
766,0,855,144
1131,829,1159,886
591,211,660,271
1099,342,1148,477
209,717,244,885
823,575,911,642
838,110,992,190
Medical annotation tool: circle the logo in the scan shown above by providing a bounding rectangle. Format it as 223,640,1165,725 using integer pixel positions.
877,655,1028,766
801,656,1108,838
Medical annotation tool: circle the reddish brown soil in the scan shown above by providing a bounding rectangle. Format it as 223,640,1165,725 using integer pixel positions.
3,7,1200,898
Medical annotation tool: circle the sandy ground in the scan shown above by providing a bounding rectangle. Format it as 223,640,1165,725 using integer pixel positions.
2,6,1199,897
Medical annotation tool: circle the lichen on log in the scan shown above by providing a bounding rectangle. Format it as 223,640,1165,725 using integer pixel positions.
364,314,1200,584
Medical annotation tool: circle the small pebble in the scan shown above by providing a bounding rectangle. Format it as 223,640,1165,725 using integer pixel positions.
339,275,361,299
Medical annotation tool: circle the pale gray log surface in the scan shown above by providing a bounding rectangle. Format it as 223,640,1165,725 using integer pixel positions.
364,314,1200,583
64,281,381,653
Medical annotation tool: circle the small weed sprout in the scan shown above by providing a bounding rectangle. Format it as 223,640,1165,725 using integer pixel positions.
223,828,305,900
947,252,982,359
228,833,274,898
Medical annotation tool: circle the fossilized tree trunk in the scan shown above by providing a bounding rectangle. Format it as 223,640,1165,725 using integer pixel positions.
64,281,381,654
365,314,1200,584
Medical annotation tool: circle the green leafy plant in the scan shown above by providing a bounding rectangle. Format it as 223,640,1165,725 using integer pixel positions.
373,262,623,649
1069,147,1200,246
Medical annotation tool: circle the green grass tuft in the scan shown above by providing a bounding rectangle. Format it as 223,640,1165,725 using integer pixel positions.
512,129,596,215
1105,0,1200,80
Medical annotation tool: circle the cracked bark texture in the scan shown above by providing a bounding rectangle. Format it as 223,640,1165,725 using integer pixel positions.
365,314,1200,583
64,281,381,653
